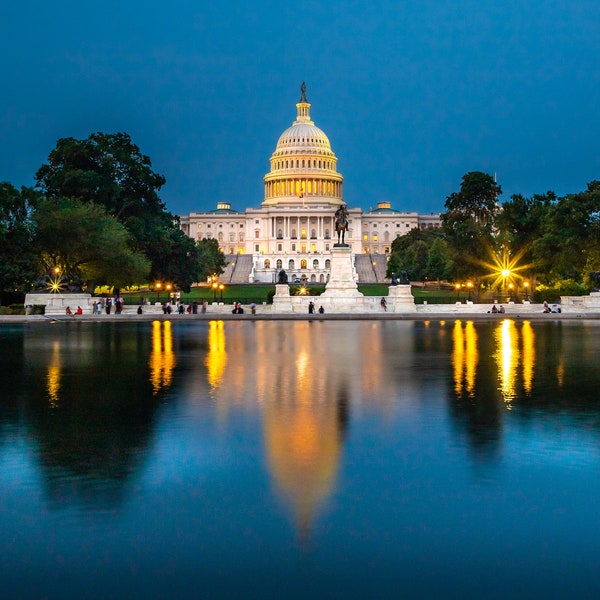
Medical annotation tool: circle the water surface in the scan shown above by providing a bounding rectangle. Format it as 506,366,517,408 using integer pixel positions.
1,319,599,598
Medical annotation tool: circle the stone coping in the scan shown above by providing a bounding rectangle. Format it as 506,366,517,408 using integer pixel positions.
2,311,599,324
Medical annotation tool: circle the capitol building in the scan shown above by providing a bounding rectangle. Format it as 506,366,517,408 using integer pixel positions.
179,85,440,284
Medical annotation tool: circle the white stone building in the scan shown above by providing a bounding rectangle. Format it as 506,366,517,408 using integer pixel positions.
179,85,441,284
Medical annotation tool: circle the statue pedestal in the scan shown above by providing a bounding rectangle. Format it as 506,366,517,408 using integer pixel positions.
25,292,94,315
321,246,362,298
272,284,293,313
387,284,416,312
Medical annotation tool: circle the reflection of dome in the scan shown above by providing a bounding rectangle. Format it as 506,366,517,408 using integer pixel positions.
264,401,341,543
263,83,344,208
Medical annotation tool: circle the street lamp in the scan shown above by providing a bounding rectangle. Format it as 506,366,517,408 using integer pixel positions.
212,280,218,302
155,282,162,302
455,283,461,302
166,283,172,301
467,281,473,302
524,281,530,301
219,283,224,302
508,282,514,302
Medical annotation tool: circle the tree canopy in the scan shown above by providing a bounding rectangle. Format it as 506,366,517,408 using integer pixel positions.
33,197,151,290
34,132,224,289
0,183,38,298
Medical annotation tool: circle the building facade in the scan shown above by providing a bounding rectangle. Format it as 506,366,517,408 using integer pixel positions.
179,85,441,283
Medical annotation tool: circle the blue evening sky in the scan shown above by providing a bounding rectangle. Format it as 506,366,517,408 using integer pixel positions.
2,1,598,216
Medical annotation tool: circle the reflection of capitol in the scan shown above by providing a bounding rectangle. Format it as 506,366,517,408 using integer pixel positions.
199,320,404,538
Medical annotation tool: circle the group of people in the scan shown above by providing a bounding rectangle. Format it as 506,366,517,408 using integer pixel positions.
308,301,325,314
65,306,83,316
543,300,561,313
89,297,125,315
490,304,506,314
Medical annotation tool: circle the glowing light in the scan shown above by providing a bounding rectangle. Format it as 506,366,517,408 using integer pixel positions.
46,273,66,294
479,247,531,290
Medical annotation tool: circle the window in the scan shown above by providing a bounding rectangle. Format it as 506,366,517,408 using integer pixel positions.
276,259,282,268
313,259,319,269
277,244,282,251
255,245,259,252
288,259,295,270
301,259,307,269
277,229,283,239
324,228,330,239
255,230,260,238
291,243,296,251
310,229,316,239
264,259,270,268
301,229,307,239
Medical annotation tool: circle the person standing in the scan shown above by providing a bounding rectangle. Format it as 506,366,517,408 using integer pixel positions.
380,297,387,311
308,301,315,314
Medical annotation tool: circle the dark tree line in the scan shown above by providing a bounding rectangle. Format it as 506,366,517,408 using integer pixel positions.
388,172,600,297
0,132,226,299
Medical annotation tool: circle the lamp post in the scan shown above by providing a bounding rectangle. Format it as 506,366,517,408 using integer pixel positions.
508,282,514,302
467,281,473,302
455,283,461,302
212,281,218,302
524,281,530,302
166,283,172,301
219,283,224,303
155,282,162,302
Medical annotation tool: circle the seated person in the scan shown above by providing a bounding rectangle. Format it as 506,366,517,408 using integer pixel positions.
65,306,73,316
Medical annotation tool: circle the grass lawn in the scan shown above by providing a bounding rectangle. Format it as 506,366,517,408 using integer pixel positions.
123,283,461,305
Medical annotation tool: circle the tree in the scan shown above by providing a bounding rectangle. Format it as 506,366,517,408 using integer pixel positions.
531,181,600,283
441,172,502,293
0,183,39,300
35,132,202,287
387,227,450,283
195,238,228,283
33,197,151,291
495,191,555,288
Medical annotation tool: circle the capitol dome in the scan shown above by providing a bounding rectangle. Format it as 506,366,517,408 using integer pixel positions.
263,84,343,208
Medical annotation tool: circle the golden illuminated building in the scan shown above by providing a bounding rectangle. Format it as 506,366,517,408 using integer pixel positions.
179,84,440,284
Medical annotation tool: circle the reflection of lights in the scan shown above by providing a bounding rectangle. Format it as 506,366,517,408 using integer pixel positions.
149,320,176,394
46,340,61,407
452,321,478,397
206,320,227,389
521,321,535,394
495,319,519,407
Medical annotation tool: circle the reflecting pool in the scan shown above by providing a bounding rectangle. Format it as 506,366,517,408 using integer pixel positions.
1,319,600,598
